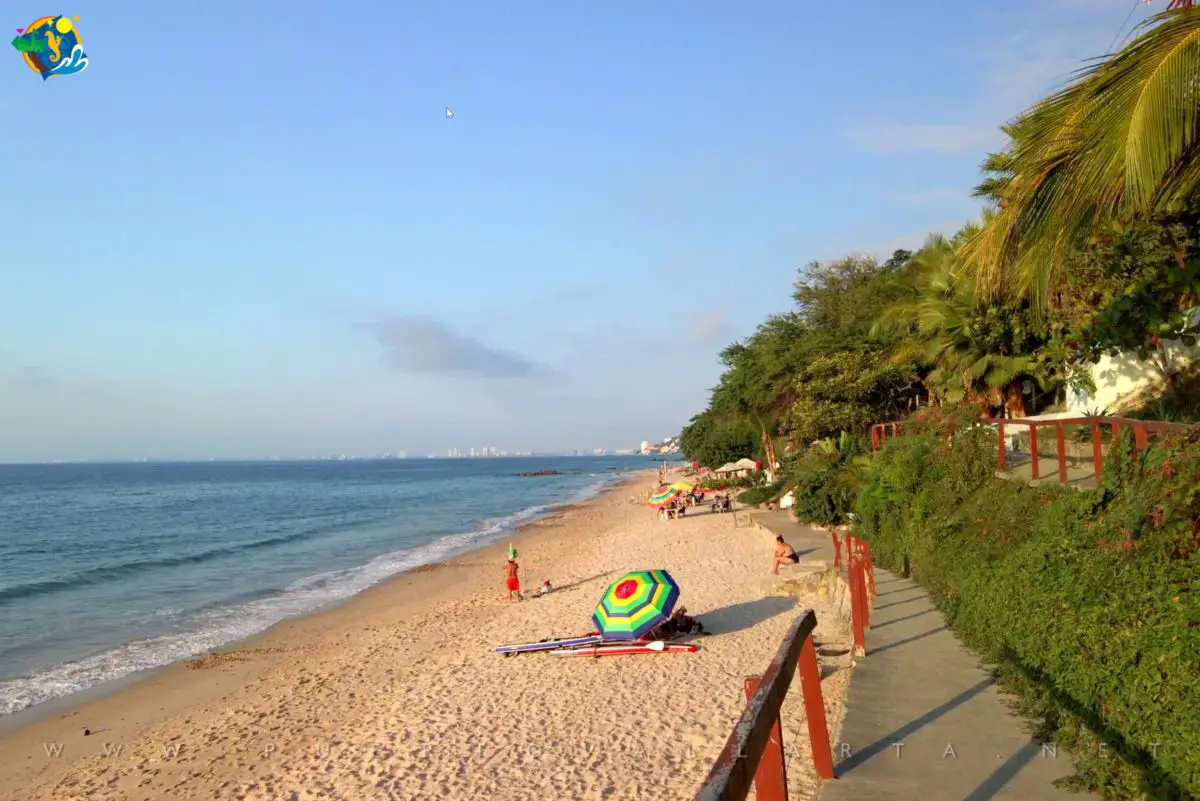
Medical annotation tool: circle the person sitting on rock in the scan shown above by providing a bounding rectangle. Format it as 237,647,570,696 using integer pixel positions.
772,535,799,575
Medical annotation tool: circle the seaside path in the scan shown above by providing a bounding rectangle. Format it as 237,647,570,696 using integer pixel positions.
752,511,1097,801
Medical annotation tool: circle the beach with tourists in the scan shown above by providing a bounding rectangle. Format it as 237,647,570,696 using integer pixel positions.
10,1,1200,799
0,460,853,800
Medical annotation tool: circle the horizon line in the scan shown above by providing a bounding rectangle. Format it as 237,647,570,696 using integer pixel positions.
0,453,675,467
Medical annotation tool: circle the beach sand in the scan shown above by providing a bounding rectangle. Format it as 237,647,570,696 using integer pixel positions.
0,472,852,800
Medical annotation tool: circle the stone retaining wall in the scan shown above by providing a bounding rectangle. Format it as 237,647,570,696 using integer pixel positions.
749,518,854,628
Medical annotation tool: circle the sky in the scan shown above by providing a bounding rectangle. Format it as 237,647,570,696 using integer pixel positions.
0,0,1162,462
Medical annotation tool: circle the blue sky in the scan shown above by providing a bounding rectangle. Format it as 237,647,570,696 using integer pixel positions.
0,0,1157,461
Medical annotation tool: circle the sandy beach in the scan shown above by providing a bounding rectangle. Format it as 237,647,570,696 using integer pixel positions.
0,472,852,800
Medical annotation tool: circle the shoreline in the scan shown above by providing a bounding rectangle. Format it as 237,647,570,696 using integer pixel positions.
0,470,656,796
1,468,852,800
0,469,642,729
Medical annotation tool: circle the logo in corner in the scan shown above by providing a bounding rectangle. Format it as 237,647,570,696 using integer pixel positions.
12,15,88,80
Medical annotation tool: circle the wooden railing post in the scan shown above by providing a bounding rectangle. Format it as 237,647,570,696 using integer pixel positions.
797,636,836,780
1092,421,1103,482
862,541,876,596
861,550,871,629
695,611,825,801
831,529,842,567
743,677,787,801
871,426,880,452
849,553,867,656
997,422,1007,470
1055,421,1068,484
1135,424,1148,450
1029,425,1041,479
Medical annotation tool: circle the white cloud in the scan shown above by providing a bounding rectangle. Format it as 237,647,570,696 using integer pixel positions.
688,308,731,348
844,1,1155,158
368,314,550,379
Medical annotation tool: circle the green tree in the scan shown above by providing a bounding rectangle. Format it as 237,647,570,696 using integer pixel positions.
784,348,916,441
678,412,759,469
709,312,811,476
1063,212,1200,391
783,255,924,440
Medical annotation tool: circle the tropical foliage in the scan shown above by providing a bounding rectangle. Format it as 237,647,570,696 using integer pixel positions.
962,8,1200,307
682,5,1200,475
873,225,1052,414
677,9,1200,798
857,422,1200,799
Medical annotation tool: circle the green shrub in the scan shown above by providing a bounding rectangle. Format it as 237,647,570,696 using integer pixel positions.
737,479,786,507
855,426,1200,798
787,432,871,526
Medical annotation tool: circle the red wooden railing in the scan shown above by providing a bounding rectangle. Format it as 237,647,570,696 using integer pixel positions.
694,610,834,801
870,416,1190,484
983,416,1187,483
870,421,902,451
696,537,876,800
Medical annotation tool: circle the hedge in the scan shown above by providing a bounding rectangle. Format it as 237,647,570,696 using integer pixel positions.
854,424,1200,799
737,479,786,507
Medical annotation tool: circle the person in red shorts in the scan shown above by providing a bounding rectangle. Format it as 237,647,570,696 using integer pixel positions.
505,557,523,601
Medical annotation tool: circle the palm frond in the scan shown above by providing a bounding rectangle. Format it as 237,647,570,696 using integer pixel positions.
963,9,1200,309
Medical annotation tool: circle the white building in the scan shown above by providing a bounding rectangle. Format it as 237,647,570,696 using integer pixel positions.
1066,316,1200,414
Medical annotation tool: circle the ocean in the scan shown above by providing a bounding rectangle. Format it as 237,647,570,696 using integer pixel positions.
0,456,653,717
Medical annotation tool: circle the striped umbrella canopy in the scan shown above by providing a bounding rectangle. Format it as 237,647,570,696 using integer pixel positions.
592,569,680,640
647,485,682,506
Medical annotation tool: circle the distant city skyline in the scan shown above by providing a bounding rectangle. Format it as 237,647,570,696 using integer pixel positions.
1,451,662,466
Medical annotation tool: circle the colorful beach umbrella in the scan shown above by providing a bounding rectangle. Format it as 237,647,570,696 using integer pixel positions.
592,569,680,640
647,485,682,506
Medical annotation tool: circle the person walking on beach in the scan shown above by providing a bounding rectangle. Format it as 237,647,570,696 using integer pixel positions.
772,535,799,575
505,557,524,601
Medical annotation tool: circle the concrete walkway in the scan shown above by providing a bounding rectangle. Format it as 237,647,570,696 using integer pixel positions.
752,512,1096,801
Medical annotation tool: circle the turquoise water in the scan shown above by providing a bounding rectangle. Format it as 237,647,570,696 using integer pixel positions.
0,456,651,716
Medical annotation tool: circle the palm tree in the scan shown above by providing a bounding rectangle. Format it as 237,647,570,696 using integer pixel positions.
961,5,1200,308
875,228,1046,415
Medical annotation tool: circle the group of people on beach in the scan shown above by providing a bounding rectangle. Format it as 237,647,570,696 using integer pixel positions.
502,468,803,599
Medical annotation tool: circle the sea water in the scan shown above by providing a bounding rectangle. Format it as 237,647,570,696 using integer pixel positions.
0,456,652,716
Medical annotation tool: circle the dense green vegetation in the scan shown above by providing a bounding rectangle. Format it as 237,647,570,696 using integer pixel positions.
682,8,1200,471
679,7,1200,799
857,420,1200,799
